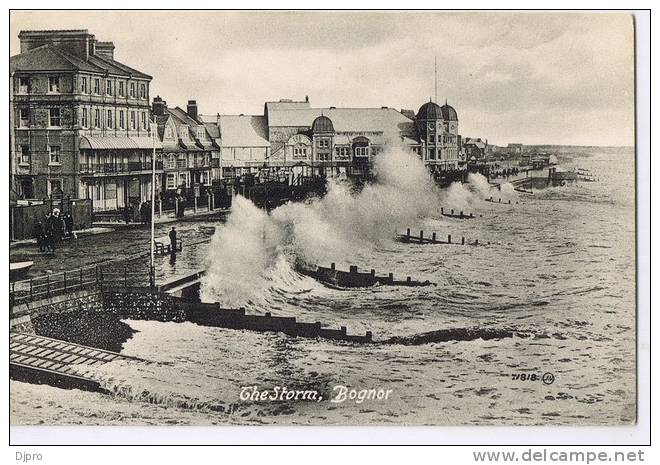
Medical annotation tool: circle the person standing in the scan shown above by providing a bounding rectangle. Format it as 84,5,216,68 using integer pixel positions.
33,221,44,252
169,226,177,254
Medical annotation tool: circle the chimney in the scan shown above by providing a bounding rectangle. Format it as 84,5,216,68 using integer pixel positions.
187,100,198,121
152,96,166,117
94,41,115,60
19,29,95,59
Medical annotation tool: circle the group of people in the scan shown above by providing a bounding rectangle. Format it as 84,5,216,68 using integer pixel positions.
490,167,520,180
139,200,153,225
33,208,75,253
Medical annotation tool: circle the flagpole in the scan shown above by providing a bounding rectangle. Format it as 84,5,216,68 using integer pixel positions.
434,56,438,103
150,122,156,288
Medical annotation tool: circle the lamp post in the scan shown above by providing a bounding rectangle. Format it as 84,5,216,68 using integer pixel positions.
149,123,156,288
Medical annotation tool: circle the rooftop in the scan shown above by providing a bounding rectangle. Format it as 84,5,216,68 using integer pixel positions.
266,106,414,134
10,43,151,79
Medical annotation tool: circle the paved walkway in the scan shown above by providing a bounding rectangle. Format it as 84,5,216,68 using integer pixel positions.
10,215,222,279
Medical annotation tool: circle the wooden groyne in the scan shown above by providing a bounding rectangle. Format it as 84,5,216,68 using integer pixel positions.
181,301,373,343
485,196,518,204
396,229,483,246
440,207,476,219
296,263,432,288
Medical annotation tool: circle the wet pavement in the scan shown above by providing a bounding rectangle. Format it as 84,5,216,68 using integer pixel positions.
9,212,227,284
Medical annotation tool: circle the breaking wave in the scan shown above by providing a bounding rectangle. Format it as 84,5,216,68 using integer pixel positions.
201,146,515,308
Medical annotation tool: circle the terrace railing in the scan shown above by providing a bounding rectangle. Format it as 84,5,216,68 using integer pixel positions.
9,262,151,308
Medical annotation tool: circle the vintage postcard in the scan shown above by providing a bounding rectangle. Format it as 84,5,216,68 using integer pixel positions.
8,9,640,440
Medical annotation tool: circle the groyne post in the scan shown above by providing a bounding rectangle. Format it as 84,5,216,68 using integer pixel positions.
420,230,424,241
331,262,335,270
388,272,394,283
448,234,452,244
462,236,465,245
406,228,410,239
432,232,436,242
441,207,444,214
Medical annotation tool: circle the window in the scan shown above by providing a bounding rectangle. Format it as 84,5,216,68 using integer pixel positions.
129,82,135,98
428,148,435,160
165,127,173,139
81,108,88,128
48,76,60,93
130,111,136,130
166,173,176,190
94,78,100,95
80,77,88,93
94,109,100,128
139,84,146,99
48,179,62,195
118,81,125,97
119,110,125,129
20,145,30,164
196,127,205,139
49,145,61,164
19,108,29,128
141,112,147,130
107,109,113,129
354,146,369,157
49,108,61,127
106,80,112,96
18,76,30,93
318,139,329,148
167,154,176,169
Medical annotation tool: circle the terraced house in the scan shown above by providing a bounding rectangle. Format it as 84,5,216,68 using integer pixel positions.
152,97,219,199
10,29,160,212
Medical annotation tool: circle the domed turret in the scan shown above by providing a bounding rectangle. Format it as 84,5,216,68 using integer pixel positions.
312,114,334,133
441,103,458,121
417,100,443,120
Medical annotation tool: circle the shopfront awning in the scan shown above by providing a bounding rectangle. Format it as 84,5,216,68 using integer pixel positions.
79,136,163,150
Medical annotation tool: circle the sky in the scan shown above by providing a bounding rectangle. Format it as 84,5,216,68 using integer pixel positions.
10,11,635,146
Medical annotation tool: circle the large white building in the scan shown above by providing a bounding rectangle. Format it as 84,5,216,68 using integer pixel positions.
199,97,462,179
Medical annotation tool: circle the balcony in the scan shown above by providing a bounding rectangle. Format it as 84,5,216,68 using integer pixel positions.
190,159,211,169
80,161,163,176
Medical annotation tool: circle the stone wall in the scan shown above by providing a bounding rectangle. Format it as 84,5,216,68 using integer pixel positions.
11,288,104,319
102,288,186,321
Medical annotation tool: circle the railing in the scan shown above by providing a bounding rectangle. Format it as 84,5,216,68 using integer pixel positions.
80,161,163,174
190,159,211,169
10,262,151,308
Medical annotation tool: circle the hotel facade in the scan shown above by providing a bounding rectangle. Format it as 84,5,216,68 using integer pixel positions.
10,29,160,212
198,98,463,180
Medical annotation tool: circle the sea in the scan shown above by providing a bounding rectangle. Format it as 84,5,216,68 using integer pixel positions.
10,146,636,426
